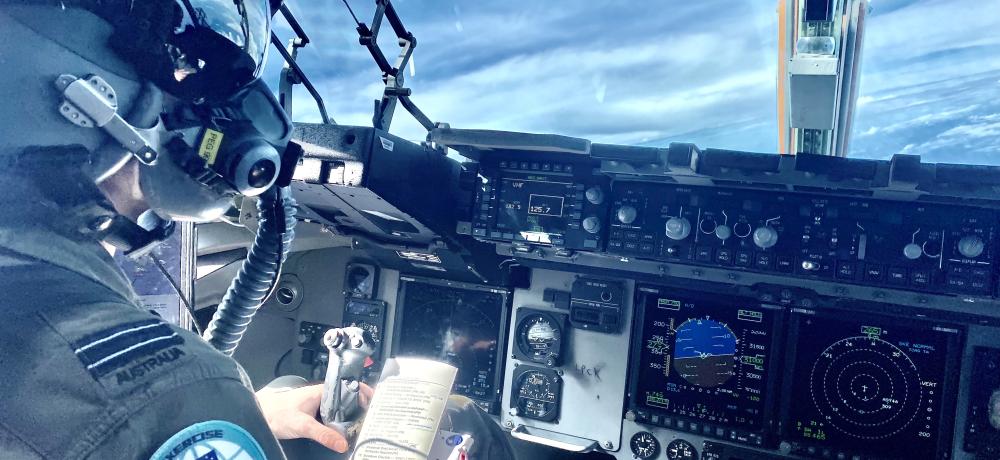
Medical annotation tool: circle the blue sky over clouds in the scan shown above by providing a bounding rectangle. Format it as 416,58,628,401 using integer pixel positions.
270,0,1000,165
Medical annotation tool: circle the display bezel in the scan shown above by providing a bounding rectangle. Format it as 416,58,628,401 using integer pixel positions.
626,284,785,444
777,308,963,460
391,275,511,414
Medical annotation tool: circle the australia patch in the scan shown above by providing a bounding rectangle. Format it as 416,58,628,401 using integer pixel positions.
71,318,185,382
150,420,266,460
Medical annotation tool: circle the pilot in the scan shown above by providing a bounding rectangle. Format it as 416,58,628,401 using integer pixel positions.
0,1,514,459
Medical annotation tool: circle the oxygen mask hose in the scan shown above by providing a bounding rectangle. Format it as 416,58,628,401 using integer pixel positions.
204,185,296,356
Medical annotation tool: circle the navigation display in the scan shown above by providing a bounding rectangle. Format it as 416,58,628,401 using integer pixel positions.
781,310,961,459
392,277,509,413
630,285,781,441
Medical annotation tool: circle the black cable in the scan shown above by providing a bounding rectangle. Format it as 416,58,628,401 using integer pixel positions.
148,254,205,336
340,0,362,27
273,347,294,378
348,438,429,460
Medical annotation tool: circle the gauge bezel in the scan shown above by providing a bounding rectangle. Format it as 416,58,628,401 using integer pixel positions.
510,365,562,423
512,308,568,366
665,439,697,460
628,431,661,459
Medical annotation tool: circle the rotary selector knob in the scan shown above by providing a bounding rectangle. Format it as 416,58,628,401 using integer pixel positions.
297,332,312,346
582,216,602,234
715,224,732,240
616,206,638,225
665,217,691,241
903,243,923,260
753,226,778,249
958,234,985,259
585,187,605,205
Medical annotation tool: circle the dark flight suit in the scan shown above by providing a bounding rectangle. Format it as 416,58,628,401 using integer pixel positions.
0,158,285,459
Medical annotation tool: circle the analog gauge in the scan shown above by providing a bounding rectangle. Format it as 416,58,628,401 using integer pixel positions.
629,431,660,459
511,367,562,422
514,309,567,366
665,439,697,460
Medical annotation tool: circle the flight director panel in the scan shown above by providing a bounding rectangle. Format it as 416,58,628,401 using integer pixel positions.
441,143,1000,460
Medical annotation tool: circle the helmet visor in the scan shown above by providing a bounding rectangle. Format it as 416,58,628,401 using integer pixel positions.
161,0,272,102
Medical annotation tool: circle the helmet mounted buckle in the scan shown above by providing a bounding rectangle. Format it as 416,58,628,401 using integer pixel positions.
54,74,158,165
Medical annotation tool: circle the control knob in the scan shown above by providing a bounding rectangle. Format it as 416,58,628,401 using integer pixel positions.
582,216,602,234
585,187,605,205
297,332,312,346
616,205,637,225
665,217,691,241
715,224,732,240
753,226,778,249
903,243,922,260
958,234,985,259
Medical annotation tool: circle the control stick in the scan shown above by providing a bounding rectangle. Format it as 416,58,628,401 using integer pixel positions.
319,327,375,442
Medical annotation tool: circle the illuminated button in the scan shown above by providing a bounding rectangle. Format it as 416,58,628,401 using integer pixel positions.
776,256,794,272
696,246,713,262
716,248,733,265
519,162,529,169
541,163,552,171
736,250,753,267
624,241,639,251
887,266,908,285
910,269,930,286
473,228,487,237
688,422,700,433
608,240,623,250
499,161,508,168
625,231,639,240
640,243,654,253
865,264,884,282
552,164,563,172
755,253,774,269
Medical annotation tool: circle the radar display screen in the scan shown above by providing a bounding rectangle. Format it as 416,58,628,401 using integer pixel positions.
393,277,509,413
781,310,961,459
630,285,781,437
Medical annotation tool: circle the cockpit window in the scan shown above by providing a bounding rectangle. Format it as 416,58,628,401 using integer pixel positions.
270,0,1000,164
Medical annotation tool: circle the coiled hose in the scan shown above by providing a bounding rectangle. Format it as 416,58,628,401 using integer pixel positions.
204,186,296,356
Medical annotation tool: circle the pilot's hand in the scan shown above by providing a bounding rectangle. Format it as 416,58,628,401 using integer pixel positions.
257,383,375,452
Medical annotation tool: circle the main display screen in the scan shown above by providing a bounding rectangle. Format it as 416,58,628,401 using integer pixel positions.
632,287,780,431
393,278,509,412
782,311,961,459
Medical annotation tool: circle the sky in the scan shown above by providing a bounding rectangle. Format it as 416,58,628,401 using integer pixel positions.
267,0,1000,165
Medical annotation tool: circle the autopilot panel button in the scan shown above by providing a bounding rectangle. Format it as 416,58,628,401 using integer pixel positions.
696,246,713,262
716,248,733,265
776,256,794,272
910,269,930,286
736,250,753,267
864,264,884,282
887,266,908,285
755,253,774,270
836,261,855,280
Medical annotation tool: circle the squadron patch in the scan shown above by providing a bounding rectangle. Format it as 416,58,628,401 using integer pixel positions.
71,318,185,382
150,420,266,460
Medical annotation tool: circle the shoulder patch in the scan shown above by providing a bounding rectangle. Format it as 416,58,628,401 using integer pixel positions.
150,420,266,460
71,318,184,381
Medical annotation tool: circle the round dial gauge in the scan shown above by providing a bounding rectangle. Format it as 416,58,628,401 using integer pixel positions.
518,315,562,363
512,368,561,422
629,431,660,459
665,439,697,460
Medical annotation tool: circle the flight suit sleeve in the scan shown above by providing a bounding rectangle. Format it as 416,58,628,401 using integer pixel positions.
83,377,286,460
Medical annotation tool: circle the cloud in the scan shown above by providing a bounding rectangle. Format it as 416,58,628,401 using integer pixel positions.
270,0,1000,164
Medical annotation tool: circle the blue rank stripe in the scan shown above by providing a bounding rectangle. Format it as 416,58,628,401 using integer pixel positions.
71,318,185,378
